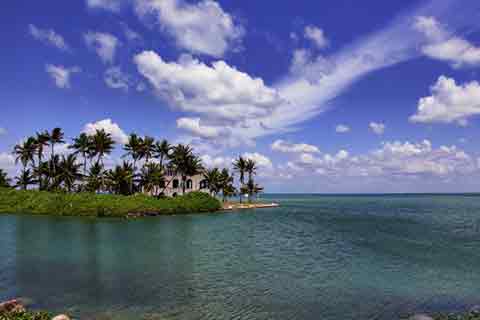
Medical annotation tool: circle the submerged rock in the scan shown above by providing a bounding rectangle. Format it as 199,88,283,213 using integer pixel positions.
409,315,434,320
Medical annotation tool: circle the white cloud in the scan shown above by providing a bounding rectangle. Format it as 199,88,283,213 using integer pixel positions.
82,119,128,144
369,122,386,135
29,24,69,51
200,154,233,169
123,24,142,42
271,139,320,154
84,31,120,64
335,124,350,133
104,66,130,91
134,0,244,57
45,64,81,89
177,117,225,139
0,153,15,175
304,25,328,49
292,140,476,179
134,51,283,121
243,152,273,170
414,16,480,68
86,0,122,12
410,76,480,125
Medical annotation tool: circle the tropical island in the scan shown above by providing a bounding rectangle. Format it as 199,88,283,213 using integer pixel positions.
0,127,270,217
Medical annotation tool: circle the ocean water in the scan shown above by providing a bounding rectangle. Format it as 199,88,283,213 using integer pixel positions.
1,194,480,320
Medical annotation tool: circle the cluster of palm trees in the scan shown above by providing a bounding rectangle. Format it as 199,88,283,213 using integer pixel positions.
1,127,264,202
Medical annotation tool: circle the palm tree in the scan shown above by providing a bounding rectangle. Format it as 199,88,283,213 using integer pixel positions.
91,129,115,166
0,169,11,188
105,161,134,195
245,159,258,202
139,162,165,196
35,131,50,165
47,128,65,177
15,169,37,190
57,154,83,192
203,168,221,196
13,137,37,171
247,180,264,202
140,136,155,164
219,168,235,202
169,144,203,195
233,156,248,203
85,162,104,193
154,139,171,167
123,133,143,170
70,133,93,175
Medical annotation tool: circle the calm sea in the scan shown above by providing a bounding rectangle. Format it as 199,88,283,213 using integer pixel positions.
1,194,480,320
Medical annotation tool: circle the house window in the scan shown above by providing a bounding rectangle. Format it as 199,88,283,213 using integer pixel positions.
186,179,193,189
173,179,179,188
160,181,165,188
199,180,208,189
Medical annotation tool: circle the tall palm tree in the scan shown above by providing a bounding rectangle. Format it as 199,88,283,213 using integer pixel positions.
123,133,143,194
91,129,115,166
13,137,37,171
245,159,258,202
0,169,11,188
57,154,83,192
35,130,50,165
233,156,248,203
203,168,221,196
140,136,155,164
105,161,134,195
139,162,165,196
219,168,235,202
15,169,37,190
70,133,93,175
154,139,171,167
47,128,65,177
170,144,203,195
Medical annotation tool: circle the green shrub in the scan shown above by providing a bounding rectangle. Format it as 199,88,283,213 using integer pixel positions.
0,311,51,320
0,188,221,217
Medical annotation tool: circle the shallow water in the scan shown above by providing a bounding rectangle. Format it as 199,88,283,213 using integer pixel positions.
2,194,480,319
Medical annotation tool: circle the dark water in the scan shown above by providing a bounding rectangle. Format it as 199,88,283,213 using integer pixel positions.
2,194,480,320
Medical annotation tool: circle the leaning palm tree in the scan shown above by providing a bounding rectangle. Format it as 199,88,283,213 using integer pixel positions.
47,128,65,177
13,137,37,171
153,139,171,167
70,133,93,175
203,168,221,196
57,154,83,192
0,169,11,188
15,169,37,190
169,144,203,195
91,129,115,166
233,156,248,203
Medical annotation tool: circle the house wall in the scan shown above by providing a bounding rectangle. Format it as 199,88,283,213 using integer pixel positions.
162,174,208,197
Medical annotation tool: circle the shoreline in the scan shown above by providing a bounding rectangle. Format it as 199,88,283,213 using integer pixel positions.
222,202,280,211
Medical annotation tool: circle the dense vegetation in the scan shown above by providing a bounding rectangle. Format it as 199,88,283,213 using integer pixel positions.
0,188,220,217
0,310,51,320
0,127,265,216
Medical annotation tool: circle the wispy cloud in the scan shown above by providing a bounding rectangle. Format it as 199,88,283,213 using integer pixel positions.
29,24,69,51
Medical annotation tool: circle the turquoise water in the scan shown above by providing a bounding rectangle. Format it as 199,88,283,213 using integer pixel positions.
2,194,480,319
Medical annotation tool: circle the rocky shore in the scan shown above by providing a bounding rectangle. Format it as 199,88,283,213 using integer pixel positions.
0,299,70,320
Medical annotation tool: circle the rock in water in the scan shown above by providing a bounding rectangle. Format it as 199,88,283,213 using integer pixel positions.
409,315,434,320
470,305,480,316
52,315,71,320
0,299,26,313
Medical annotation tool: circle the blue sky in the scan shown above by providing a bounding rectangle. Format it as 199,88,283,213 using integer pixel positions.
2,0,480,193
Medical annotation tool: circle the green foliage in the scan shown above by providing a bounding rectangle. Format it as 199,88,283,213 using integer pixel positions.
0,189,221,217
0,310,51,320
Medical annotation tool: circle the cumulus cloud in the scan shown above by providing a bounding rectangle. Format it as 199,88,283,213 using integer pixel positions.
335,124,350,133
45,64,81,89
304,25,328,49
291,140,476,179
414,16,480,68
86,0,122,11
369,122,386,135
243,152,273,170
29,24,69,51
104,66,130,91
84,31,120,64
410,76,480,125
134,51,283,121
271,139,320,154
200,154,233,169
134,0,244,57
0,153,15,173
177,117,226,139
82,119,128,144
